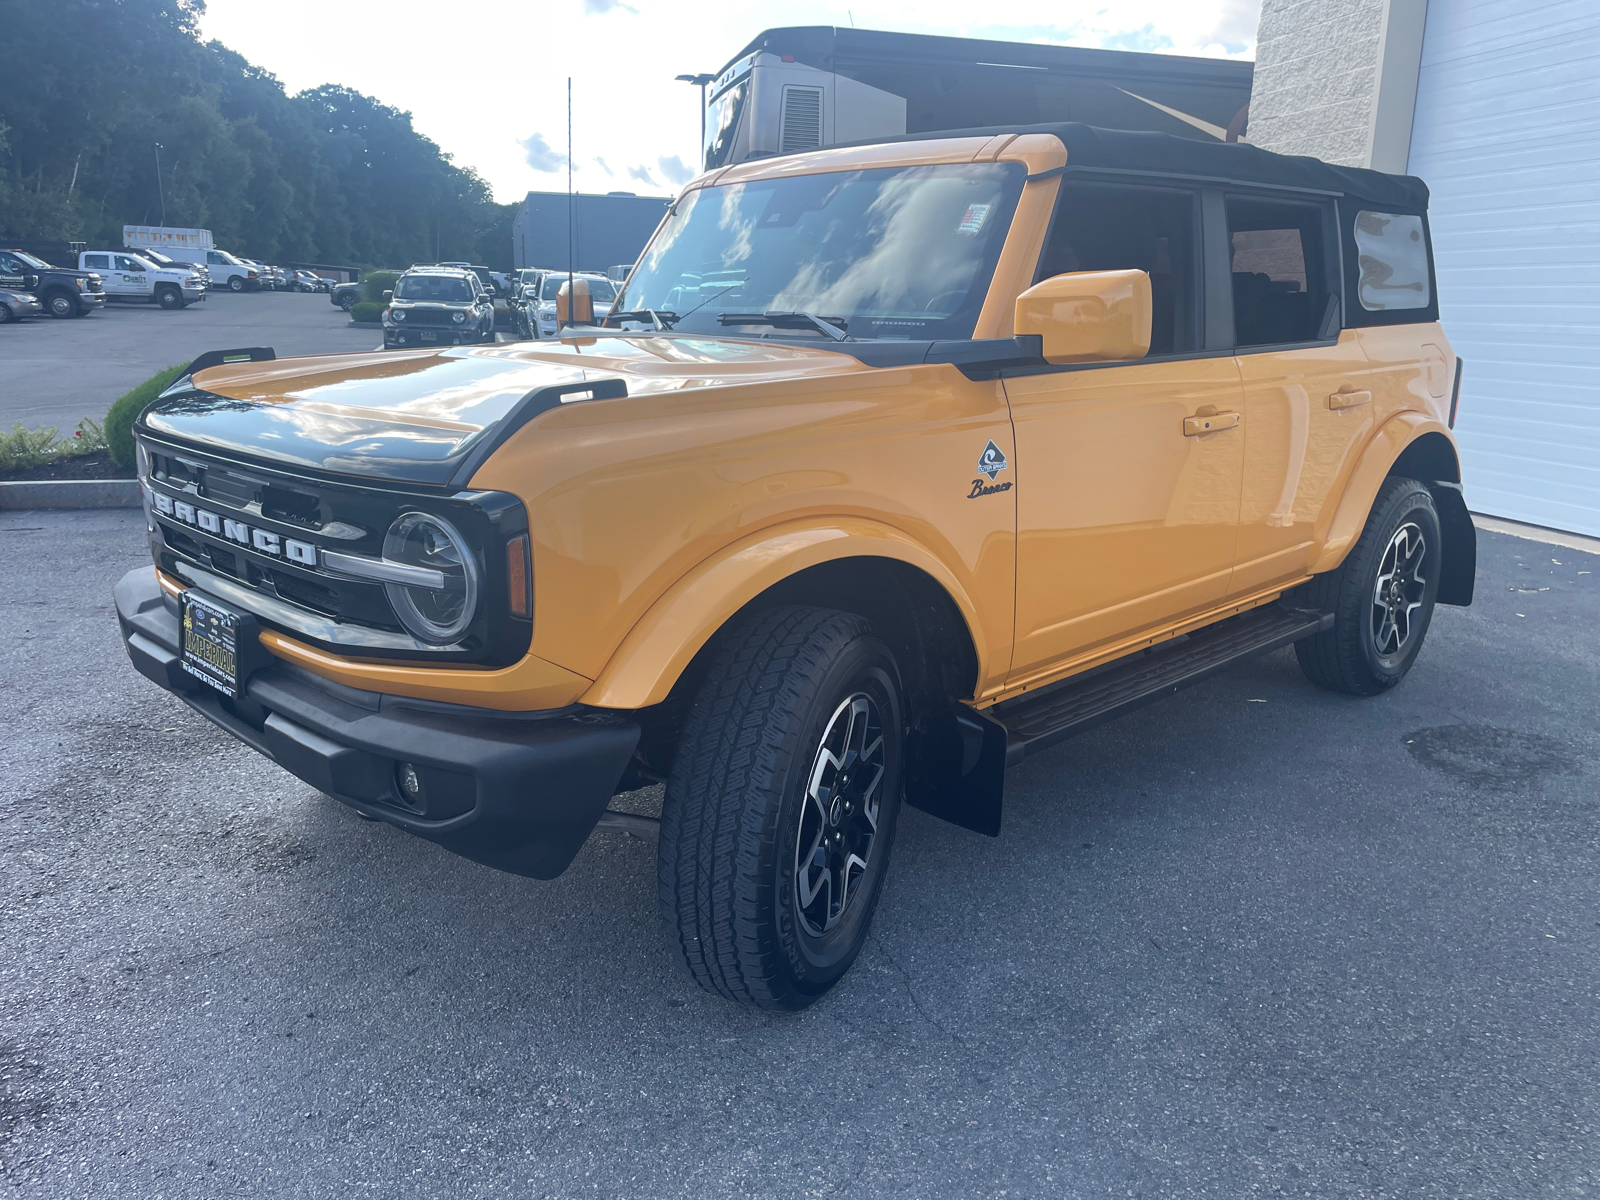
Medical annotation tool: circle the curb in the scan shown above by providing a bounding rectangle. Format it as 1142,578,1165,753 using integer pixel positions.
0,479,142,510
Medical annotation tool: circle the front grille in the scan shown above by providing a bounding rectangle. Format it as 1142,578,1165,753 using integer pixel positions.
86,278,103,293
138,434,531,667
401,308,464,328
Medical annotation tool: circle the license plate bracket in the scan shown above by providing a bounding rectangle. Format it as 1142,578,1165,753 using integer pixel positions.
180,591,264,697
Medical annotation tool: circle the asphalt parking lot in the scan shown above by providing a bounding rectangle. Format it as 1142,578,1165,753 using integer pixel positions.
0,291,377,432
1,511,1596,1198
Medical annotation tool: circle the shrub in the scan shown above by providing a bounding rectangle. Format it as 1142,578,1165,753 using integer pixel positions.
361,271,401,306
349,301,383,324
105,364,186,469
0,417,108,471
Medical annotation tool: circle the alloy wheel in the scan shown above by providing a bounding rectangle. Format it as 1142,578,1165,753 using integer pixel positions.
793,692,887,937
1371,522,1427,658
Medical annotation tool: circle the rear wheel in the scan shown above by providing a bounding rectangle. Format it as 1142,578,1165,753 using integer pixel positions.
1296,476,1442,696
659,606,904,1010
338,293,354,310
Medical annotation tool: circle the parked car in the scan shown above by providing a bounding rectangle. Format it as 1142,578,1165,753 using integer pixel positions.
438,262,501,298
201,249,262,292
329,281,362,311
520,272,615,338
78,250,205,309
114,122,1474,1012
291,270,326,293
510,268,544,303
0,248,106,317
0,285,44,323
139,248,211,288
380,265,495,347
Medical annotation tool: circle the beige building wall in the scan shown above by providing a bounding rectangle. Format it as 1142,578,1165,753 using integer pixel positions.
1248,0,1428,172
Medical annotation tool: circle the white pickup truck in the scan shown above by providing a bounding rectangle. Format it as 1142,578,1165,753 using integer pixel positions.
78,250,205,309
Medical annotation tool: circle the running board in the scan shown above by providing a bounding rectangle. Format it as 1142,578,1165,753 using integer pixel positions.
995,604,1333,768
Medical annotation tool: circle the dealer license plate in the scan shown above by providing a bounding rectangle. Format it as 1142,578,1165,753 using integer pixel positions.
180,591,248,696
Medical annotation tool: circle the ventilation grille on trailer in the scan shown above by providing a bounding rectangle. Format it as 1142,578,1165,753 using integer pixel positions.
779,87,824,155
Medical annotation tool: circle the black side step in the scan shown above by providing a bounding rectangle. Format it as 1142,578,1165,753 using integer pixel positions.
995,604,1333,768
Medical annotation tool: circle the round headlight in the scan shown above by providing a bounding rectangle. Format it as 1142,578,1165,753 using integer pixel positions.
391,308,405,321
452,311,467,324
382,513,479,645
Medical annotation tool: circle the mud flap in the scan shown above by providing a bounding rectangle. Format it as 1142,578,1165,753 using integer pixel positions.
903,705,1008,837
1430,482,1477,606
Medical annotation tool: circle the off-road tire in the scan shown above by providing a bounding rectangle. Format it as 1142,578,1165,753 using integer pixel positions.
44,289,77,318
1296,476,1442,696
659,606,904,1011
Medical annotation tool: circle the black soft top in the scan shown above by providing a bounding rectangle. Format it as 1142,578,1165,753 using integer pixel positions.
869,122,1429,212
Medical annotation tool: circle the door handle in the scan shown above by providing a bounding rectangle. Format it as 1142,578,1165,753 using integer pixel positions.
1182,410,1241,437
1328,389,1371,410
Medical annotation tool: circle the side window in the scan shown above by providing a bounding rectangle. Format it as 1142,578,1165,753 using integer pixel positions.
1037,183,1200,355
1226,196,1337,348
114,255,139,271
84,253,110,269
1353,211,1430,311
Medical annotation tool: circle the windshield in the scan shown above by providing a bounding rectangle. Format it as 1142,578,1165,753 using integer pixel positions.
703,78,748,171
614,162,1024,340
395,275,474,302
539,275,613,302
12,250,52,269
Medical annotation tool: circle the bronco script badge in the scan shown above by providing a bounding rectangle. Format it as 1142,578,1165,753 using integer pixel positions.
969,440,1013,498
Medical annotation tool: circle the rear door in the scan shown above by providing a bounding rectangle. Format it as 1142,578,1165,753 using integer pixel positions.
1227,193,1379,596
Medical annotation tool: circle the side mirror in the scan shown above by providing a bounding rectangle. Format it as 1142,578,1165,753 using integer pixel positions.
1014,269,1151,364
556,278,594,326
382,290,393,302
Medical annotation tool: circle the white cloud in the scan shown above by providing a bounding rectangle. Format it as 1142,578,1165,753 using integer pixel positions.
518,132,567,174
657,155,693,186
627,164,659,186
198,0,1262,203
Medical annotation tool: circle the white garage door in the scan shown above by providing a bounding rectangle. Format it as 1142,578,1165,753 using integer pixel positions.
1407,1,1600,537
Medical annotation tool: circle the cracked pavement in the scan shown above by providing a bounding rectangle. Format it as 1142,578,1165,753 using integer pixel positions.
1,508,1597,1198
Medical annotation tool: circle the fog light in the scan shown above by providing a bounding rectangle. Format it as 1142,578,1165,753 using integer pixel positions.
397,762,423,804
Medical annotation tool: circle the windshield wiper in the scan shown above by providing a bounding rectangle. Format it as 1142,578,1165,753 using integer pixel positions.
605,309,678,330
716,311,852,341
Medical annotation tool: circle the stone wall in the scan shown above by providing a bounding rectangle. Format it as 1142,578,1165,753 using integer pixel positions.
1248,0,1388,166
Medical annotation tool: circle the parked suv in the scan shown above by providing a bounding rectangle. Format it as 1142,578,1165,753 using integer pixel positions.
79,251,205,309
115,124,1474,1011
329,280,361,311
0,248,106,317
381,266,494,347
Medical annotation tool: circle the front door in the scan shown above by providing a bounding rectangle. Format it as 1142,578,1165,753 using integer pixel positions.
111,255,151,301
1225,194,1378,595
1007,180,1246,687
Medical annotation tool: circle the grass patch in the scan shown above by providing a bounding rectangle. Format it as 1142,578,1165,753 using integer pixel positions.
105,364,186,469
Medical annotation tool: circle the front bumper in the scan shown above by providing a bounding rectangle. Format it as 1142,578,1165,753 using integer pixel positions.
384,325,483,347
78,291,107,310
114,566,640,879
182,285,206,301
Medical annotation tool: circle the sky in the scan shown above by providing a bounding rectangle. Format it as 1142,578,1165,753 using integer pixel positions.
198,0,1262,205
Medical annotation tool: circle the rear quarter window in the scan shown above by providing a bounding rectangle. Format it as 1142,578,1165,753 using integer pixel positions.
1354,211,1430,311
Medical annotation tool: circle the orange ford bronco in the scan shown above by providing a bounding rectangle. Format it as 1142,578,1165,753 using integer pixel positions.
116,123,1474,1009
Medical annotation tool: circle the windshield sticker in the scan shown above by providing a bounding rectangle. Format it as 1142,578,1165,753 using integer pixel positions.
956,204,993,235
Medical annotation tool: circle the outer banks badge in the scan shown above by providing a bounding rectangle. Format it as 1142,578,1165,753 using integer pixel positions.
969,440,1013,498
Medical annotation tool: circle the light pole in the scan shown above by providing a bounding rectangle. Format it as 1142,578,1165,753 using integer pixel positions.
675,73,715,169
154,142,166,226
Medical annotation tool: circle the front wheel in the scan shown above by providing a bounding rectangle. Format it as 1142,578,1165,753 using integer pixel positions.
1296,476,1442,696
45,291,77,318
157,286,183,310
659,607,904,1011
228,276,245,292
